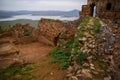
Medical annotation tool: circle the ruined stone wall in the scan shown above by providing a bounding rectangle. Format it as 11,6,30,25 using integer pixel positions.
80,0,120,20
12,19,79,45
38,19,66,43
12,24,36,44
38,19,78,46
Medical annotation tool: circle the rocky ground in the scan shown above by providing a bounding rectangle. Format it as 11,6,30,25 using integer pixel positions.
0,33,66,80
50,17,120,80
0,17,119,80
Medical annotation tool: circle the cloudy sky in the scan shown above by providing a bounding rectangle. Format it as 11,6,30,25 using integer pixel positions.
0,0,87,11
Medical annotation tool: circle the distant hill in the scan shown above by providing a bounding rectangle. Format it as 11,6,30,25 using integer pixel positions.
0,10,80,18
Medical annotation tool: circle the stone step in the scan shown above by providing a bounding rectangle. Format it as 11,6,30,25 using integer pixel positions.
0,57,23,69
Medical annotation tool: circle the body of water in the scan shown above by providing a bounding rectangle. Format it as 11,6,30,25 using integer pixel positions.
0,14,79,21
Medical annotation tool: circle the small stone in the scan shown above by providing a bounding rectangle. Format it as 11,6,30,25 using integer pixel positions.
74,63,81,72
77,70,82,74
90,63,95,70
67,66,73,73
83,63,89,67
71,76,78,80
66,73,73,77
90,66,95,70
50,72,53,75
14,74,22,79
82,69,92,78
76,74,87,80
96,69,104,73
87,56,93,60
104,76,111,80
92,71,99,75
90,63,94,67
112,34,116,36
88,44,95,49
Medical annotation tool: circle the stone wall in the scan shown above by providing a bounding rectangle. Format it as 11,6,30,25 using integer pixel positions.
38,18,78,46
12,19,80,46
80,0,120,20
12,24,36,44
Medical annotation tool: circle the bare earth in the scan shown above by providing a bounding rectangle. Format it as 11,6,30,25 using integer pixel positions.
17,42,53,63
0,36,66,80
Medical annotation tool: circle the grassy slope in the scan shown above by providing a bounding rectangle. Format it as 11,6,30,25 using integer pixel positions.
0,19,38,29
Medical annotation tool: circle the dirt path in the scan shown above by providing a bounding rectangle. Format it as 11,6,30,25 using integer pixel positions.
17,42,66,80
17,42,53,63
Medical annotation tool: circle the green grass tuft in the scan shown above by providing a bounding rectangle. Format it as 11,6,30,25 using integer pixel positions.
76,51,88,65
80,18,90,27
92,19,101,36
24,29,31,36
0,65,34,80
50,48,71,69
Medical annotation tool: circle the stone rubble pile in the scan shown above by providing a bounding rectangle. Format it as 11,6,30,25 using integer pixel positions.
65,18,118,80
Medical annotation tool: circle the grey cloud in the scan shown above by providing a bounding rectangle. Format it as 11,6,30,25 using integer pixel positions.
0,0,87,11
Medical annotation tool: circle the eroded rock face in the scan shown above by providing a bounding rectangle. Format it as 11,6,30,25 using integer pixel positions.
80,0,120,23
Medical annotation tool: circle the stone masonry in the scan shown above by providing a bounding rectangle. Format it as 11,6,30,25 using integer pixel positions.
80,0,120,20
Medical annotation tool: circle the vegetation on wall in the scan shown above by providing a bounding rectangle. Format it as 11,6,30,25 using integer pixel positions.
24,29,31,36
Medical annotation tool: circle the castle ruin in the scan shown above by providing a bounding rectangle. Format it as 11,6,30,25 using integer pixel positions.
80,0,120,20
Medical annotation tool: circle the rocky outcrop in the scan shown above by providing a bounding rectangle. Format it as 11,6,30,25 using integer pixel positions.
0,41,20,69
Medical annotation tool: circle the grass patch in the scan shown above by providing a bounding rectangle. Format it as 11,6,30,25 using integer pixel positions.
71,48,79,55
95,57,108,70
0,65,34,80
24,66,33,72
77,17,90,38
80,17,90,27
76,51,88,65
92,19,100,36
73,37,79,48
0,26,7,33
50,48,71,69
77,29,84,37
97,59,108,70
60,40,74,48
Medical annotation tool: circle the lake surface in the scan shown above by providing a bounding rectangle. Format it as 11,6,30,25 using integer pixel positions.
0,14,79,21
